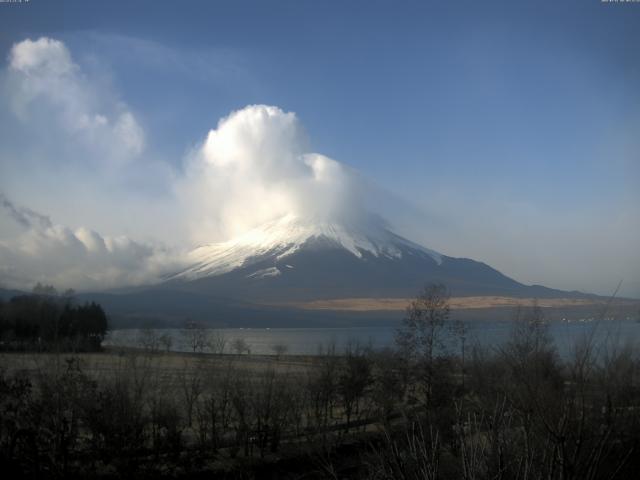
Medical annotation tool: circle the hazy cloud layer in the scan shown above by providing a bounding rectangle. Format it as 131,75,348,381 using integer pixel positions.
0,195,178,291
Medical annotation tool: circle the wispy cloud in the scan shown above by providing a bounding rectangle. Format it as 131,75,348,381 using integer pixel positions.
81,33,249,85
0,192,52,230
7,37,145,166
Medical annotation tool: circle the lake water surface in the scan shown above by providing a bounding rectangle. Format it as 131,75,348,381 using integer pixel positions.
104,318,640,358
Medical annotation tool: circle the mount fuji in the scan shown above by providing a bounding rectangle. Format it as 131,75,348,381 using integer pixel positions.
162,214,571,302
63,214,612,327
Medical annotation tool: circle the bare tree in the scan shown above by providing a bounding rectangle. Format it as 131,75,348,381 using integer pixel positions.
338,343,372,431
395,283,452,407
137,326,160,353
371,348,405,424
182,319,208,353
207,329,227,355
232,338,250,355
196,361,235,451
271,343,288,359
452,318,468,393
180,360,203,428
229,373,253,457
158,332,173,353
370,423,441,480
306,344,339,440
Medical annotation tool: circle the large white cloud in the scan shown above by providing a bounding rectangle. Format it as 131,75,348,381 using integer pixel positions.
178,104,376,243
1,37,179,249
7,37,145,164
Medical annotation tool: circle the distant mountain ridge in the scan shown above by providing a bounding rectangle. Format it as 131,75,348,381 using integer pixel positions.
163,214,588,302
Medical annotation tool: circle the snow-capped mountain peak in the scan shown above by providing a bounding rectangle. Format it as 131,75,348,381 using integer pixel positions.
170,214,443,281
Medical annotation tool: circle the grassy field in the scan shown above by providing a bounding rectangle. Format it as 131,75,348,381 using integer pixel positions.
0,346,396,478
284,296,640,311
0,348,316,388
3,329,640,479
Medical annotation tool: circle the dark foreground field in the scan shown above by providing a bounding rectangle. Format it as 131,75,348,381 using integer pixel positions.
3,314,640,479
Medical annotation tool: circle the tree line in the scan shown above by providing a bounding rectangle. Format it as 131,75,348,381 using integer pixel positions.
0,284,108,352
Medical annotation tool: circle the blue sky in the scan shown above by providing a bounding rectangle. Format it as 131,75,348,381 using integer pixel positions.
0,0,639,297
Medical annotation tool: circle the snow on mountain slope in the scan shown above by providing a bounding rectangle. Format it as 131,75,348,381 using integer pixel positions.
170,214,443,281
160,214,586,302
